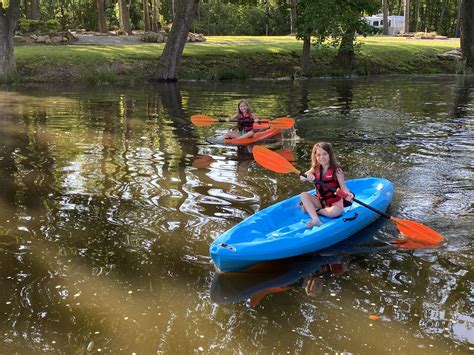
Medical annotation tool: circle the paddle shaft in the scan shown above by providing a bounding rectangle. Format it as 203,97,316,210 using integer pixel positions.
299,172,392,220
220,119,270,124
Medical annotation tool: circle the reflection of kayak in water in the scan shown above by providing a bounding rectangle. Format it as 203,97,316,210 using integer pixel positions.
191,148,295,169
209,220,388,305
210,178,394,272
210,254,344,305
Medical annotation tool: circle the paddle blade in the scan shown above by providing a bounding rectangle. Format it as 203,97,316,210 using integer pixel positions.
275,148,295,162
191,155,214,169
268,117,295,129
191,114,217,127
253,146,300,174
390,217,444,245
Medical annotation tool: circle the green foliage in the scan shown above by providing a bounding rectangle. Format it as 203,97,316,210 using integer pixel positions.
81,66,118,86
18,19,60,34
193,2,290,36
296,0,379,46
10,0,465,38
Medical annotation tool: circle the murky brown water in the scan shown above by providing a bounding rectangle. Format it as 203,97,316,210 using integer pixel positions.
0,76,472,353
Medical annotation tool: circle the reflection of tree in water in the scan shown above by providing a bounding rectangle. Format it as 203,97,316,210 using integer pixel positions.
451,76,473,118
333,79,354,115
0,87,208,352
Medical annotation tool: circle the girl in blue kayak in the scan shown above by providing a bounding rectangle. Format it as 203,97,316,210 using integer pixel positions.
299,142,354,228
225,99,259,139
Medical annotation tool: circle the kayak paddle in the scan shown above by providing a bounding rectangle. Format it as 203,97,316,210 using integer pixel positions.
252,145,444,246
191,114,295,129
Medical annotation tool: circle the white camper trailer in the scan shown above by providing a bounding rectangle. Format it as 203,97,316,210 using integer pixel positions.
364,14,405,35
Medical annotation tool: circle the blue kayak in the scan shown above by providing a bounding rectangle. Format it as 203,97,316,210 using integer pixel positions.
210,177,394,272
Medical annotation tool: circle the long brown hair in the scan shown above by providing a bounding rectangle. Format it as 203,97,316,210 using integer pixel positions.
237,99,253,115
310,142,341,172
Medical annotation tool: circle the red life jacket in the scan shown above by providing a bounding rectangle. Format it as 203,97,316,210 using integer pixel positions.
313,166,341,207
238,112,254,133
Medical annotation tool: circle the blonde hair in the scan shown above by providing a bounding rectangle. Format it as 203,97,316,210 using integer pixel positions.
310,142,341,171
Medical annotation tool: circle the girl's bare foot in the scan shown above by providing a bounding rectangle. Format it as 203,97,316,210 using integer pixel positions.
306,219,323,228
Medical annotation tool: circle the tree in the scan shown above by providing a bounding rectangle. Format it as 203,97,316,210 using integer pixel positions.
0,0,21,81
97,0,107,33
118,0,132,34
403,0,410,33
296,0,379,74
460,0,474,68
152,0,161,31
26,0,41,20
157,0,199,81
382,0,389,35
144,0,151,32
290,0,297,34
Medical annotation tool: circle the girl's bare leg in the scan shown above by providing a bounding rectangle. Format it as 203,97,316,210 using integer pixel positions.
235,130,254,139
318,206,344,219
226,131,240,139
300,192,323,227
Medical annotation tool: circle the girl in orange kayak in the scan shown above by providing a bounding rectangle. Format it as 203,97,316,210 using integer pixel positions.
225,99,260,139
299,142,354,228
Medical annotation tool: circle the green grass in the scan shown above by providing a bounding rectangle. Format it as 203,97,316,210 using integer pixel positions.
13,35,461,84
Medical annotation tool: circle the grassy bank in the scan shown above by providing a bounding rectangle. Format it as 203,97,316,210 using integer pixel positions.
14,36,461,85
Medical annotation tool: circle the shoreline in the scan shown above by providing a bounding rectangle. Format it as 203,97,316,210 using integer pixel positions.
10,36,464,85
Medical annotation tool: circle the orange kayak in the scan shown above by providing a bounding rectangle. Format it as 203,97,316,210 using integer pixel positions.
220,123,282,146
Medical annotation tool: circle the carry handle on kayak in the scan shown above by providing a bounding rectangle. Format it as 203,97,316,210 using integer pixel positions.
252,146,444,246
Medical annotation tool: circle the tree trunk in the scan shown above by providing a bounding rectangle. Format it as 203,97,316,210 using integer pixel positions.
382,0,389,35
290,0,297,34
455,0,462,37
144,0,151,31
437,0,448,35
97,0,107,33
336,29,355,69
461,0,474,68
157,0,199,81
29,0,40,19
403,0,410,33
414,0,419,32
300,35,313,77
152,0,161,32
0,0,21,81
118,0,132,34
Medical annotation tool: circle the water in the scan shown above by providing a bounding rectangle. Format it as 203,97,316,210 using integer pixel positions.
0,76,472,353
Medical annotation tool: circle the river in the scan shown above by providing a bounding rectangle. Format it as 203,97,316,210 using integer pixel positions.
0,76,472,353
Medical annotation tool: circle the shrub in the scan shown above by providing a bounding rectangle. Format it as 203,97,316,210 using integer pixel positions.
18,19,61,34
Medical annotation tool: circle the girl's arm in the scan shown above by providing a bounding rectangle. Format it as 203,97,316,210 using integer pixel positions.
226,113,239,121
335,168,354,200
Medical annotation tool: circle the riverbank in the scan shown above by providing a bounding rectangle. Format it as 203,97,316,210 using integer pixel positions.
13,35,462,85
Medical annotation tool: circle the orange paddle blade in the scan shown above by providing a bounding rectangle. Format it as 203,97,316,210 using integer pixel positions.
190,114,216,126
275,148,296,162
249,286,291,307
191,155,214,169
253,146,300,174
268,117,295,129
390,217,444,245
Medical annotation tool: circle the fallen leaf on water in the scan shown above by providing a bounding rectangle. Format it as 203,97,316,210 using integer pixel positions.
369,314,379,321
